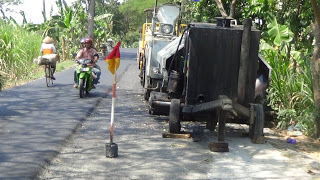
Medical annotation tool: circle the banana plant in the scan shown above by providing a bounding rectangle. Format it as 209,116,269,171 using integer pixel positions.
56,0,73,28
266,13,294,46
262,13,297,61
94,13,113,45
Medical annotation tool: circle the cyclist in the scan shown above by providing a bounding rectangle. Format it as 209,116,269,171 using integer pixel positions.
40,36,58,80
73,38,101,88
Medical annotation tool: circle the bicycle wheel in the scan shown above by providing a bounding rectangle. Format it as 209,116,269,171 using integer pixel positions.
45,64,54,87
50,65,54,85
49,65,54,86
45,65,51,87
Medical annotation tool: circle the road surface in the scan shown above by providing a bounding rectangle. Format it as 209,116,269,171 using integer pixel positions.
0,48,136,179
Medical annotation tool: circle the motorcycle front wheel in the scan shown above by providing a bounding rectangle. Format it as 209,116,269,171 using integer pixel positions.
79,78,86,98
86,78,91,94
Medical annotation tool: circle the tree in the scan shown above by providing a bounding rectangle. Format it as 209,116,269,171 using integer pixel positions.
42,0,47,22
119,0,180,46
95,0,126,43
310,0,320,138
214,0,237,18
88,0,95,39
0,0,21,20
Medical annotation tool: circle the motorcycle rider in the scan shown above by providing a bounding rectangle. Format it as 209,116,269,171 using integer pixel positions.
73,37,101,88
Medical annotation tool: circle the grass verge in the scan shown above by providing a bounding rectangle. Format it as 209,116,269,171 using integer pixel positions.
3,60,76,90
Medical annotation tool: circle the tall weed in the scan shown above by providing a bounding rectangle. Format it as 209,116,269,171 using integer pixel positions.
0,20,42,87
263,49,315,135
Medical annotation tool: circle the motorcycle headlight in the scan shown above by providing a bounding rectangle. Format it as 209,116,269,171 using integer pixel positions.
161,24,173,34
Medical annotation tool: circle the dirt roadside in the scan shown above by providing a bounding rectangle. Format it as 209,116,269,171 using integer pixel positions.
266,128,320,160
264,128,320,176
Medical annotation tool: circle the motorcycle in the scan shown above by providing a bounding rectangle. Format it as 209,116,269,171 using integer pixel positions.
75,58,97,98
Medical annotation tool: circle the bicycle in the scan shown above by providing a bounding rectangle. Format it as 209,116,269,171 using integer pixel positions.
43,58,54,87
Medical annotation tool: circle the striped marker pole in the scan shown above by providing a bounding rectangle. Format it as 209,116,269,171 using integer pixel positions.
106,69,118,158
105,43,120,158
110,72,116,143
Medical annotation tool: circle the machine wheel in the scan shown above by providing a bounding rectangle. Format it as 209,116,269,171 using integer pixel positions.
249,104,265,144
148,96,154,115
169,99,181,133
140,62,145,87
140,69,145,86
79,78,85,98
144,89,150,101
138,54,142,69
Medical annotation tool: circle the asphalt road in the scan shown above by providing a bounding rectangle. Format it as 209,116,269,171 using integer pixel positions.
0,48,137,180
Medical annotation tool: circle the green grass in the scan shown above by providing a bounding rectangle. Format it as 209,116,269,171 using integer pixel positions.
0,20,77,90
4,60,76,89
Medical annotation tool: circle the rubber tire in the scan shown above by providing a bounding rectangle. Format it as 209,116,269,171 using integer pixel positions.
45,65,53,87
144,89,150,101
86,79,90,94
249,104,265,143
45,65,50,87
148,96,153,115
169,99,181,133
79,78,85,98
140,64,145,87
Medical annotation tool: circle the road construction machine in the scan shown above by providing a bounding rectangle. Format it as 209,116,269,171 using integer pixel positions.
137,2,186,101
137,1,272,149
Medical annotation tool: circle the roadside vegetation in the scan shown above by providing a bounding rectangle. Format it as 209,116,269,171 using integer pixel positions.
1,0,320,139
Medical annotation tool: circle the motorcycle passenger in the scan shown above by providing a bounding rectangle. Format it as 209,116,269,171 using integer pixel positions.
40,36,57,80
80,37,85,48
73,38,101,89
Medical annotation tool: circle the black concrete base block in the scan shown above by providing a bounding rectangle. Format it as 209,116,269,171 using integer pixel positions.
208,142,229,152
106,142,118,158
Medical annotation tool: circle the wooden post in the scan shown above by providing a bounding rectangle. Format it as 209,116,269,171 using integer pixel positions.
217,109,226,142
237,18,252,104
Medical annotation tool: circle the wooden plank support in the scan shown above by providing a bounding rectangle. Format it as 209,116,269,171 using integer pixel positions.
191,97,232,114
232,101,250,118
162,132,191,139
217,109,226,142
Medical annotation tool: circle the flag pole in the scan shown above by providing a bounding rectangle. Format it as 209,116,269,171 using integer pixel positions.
105,42,120,158
110,70,116,143
106,56,118,158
